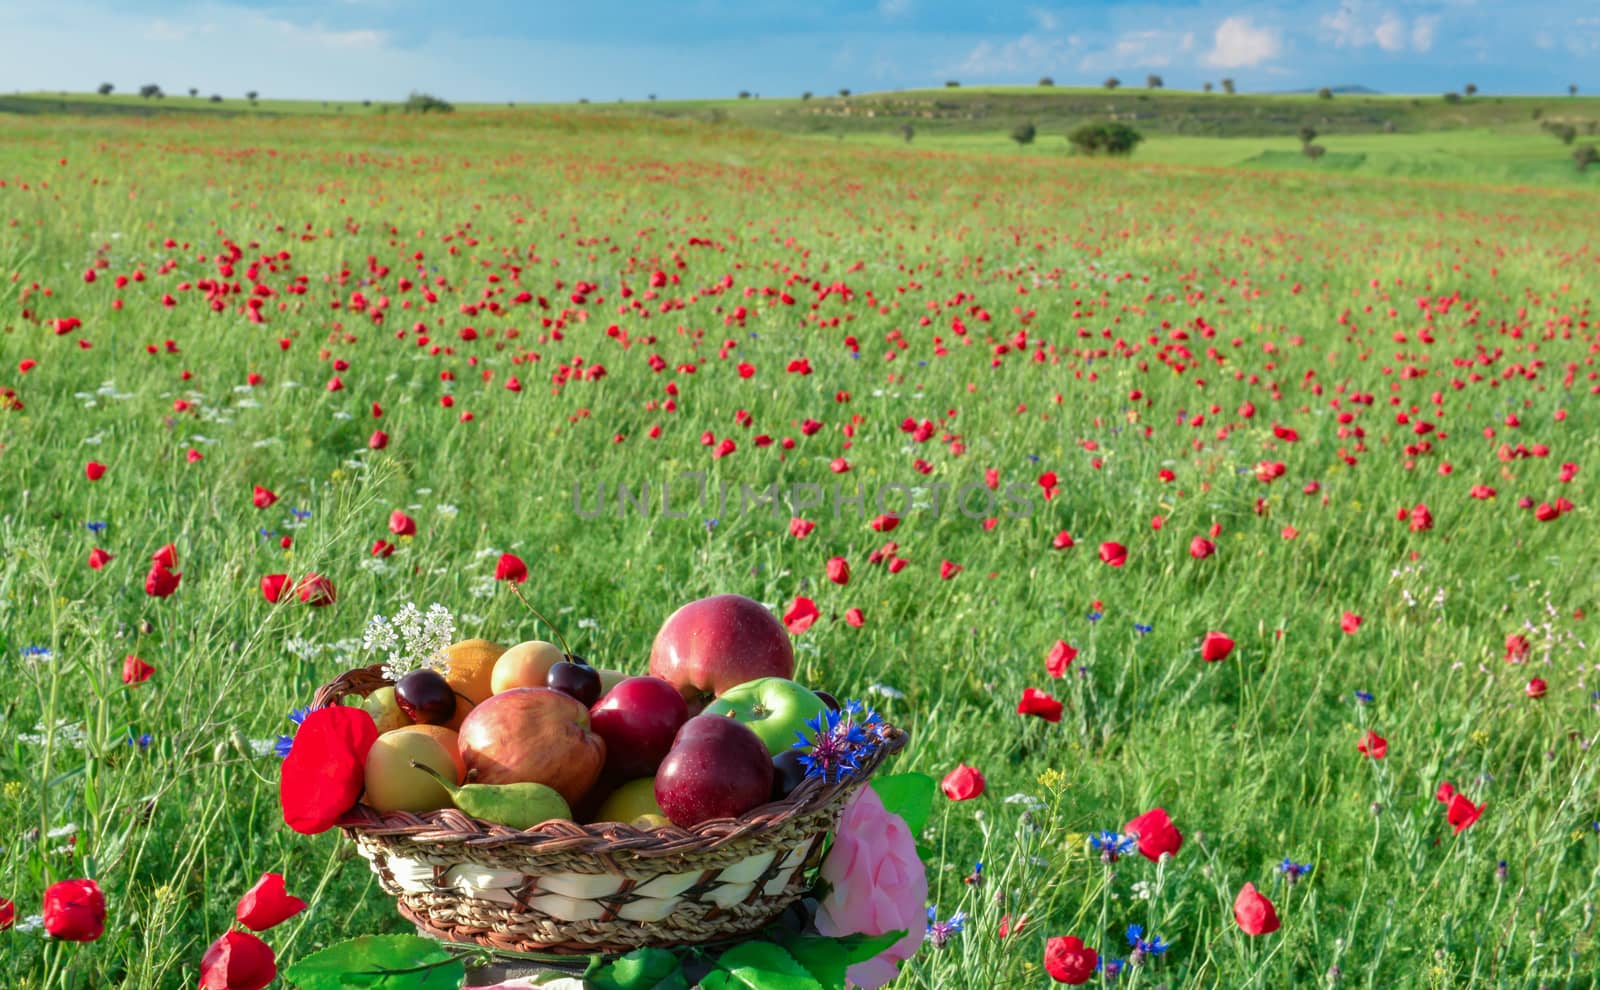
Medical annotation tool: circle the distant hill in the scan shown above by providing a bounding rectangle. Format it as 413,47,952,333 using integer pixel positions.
1273,85,1384,95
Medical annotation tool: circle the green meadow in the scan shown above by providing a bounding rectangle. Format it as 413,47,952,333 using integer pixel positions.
1,94,1599,988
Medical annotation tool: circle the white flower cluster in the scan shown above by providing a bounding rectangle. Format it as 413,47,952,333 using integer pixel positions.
363,602,455,682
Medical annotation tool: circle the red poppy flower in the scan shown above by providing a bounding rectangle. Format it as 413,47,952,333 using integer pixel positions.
495,553,528,583
1043,935,1097,984
1017,687,1063,723
85,461,107,481
1436,781,1456,803
388,510,417,536
145,563,182,598
200,930,277,990
1340,612,1363,634
1446,792,1483,834
1046,640,1078,677
789,518,815,539
868,513,900,532
370,539,395,558
122,655,154,685
279,706,377,834
151,543,178,569
1504,634,1529,663
783,596,819,634
1357,730,1387,759
368,430,389,449
1098,541,1127,567
0,897,13,931
1535,502,1560,522
236,873,307,931
1526,678,1547,699
252,486,278,509
1124,807,1182,861
1409,503,1434,532
939,560,963,580
88,547,114,570
941,763,986,801
1189,536,1216,559
1233,882,1280,935
844,607,865,627
260,574,289,603
296,573,336,607
1200,632,1234,662
1469,484,1496,500
826,557,850,585
43,878,106,942
1052,530,1075,550
997,913,1026,939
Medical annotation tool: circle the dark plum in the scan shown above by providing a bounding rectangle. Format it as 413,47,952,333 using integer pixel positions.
547,660,602,707
395,669,456,725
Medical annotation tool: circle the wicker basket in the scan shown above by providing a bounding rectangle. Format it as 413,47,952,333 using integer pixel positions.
312,665,907,956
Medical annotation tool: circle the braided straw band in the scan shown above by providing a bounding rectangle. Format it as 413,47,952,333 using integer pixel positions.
313,664,907,955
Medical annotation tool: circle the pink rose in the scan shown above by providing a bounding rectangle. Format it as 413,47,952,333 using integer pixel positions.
814,786,928,989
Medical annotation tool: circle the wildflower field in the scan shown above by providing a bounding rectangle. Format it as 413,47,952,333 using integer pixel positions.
3,106,1600,988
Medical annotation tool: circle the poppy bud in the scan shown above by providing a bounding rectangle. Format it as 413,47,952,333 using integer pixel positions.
199,930,277,990
236,873,307,932
941,764,986,801
43,878,106,942
1233,883,1280,936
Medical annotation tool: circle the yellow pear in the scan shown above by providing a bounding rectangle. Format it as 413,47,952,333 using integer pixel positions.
491,640,566,694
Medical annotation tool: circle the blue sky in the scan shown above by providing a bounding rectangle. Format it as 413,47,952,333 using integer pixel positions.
1,0,1594,101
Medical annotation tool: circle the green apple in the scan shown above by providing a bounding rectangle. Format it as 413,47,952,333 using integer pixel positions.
593,777,669,828
703,677,829,755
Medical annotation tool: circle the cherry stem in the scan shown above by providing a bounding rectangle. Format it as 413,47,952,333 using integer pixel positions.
506,583,572,657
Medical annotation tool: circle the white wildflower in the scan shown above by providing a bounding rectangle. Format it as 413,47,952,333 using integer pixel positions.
369,602,455,681
867,683,906,700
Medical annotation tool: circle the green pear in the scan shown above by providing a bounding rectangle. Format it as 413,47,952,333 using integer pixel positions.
409,761,571,829
362,686,410,734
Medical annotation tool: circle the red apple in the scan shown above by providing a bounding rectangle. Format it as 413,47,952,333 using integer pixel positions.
648,594,795,706
590,676,689,779
458,688,605,806
654,715,774,827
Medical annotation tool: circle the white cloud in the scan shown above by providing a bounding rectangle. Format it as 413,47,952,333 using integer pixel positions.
1322,2,1438,54
1411,16,1438,52
956,33,1079,76
1373,13,1406,51
1028,7,1060,32
878,0,912,19
1204,16,1281,68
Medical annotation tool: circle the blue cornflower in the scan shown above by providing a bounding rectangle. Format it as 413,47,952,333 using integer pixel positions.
1088,610,1103,622
1354,690,1374,704
274,735,294,759
1098,957,1125,980
925,906,967,948
127,732,153,750
1090,830,1137,863
704,518,719,530
791,701,883,783
1134,623,1153,635
1278,857,1313,883
258,528,278,539
963,861,984,886
290,507,312,520
1027,453,1041,462
86,521,108,533
849,352,861,360
288,706,313,726
1125,924,1170,965
22,645,52,662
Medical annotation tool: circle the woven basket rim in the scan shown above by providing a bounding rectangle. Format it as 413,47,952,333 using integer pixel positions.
314,663,907,856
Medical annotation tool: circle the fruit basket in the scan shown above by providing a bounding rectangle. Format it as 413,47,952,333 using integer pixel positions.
309,663,908,957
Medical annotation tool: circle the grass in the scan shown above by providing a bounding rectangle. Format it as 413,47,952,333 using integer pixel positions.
1,105,1599,988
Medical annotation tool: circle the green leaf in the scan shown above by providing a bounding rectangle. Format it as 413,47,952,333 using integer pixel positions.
710,941,824,990
780,935,849,989
833,930,908,965
869,772,935,836
587,946,688,990
282,935,465,990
